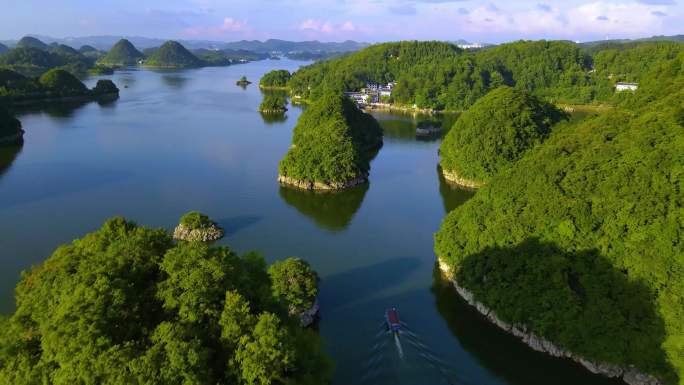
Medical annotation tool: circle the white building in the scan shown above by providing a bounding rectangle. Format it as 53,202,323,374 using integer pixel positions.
457,43,484,50
615,82,638,92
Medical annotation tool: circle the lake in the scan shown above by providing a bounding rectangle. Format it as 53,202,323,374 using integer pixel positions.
0,59,622,385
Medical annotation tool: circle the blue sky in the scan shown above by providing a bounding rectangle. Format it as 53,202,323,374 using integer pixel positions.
1,0,682,43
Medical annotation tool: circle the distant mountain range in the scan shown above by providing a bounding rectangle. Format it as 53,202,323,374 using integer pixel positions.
0,35,368,54
579,34,684,47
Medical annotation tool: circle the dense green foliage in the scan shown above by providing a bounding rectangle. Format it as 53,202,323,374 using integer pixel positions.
92,79,119,95
260,70,292,88
288,40,684,110
16,36,48,50
278,93,382,185
591,41,683,83
179,211,214,230
0,68,119,104
38,68,88,95
98,39,144,66
435,52,684,384
0,217,332,385
0,105,22,139
268,258,318,314
259,93,288,113
0,41,94,77
439,86,566,184
145,41,203,68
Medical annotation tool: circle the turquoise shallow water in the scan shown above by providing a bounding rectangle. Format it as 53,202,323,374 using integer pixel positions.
0,59,621,385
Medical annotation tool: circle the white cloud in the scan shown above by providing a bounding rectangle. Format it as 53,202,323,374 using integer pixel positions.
183,16,250,37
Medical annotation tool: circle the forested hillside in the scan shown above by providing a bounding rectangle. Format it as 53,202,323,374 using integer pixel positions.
0,217,332,385
286,40,683,110
435,51,684,385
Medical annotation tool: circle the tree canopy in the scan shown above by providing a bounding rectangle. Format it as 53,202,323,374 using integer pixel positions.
144,41,203,68
0,217,332,385
268,258,319,315
98,39,144,66
0,68,119,104
278,93,382,188
435,51,684,385
260,70,292,89
16,36,48,50
38,68,88,95
439,86,566,185
287,40,684,110
179,211,214,230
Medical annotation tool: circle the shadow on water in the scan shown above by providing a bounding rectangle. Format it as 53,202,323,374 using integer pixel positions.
278,183,369,232
319,257,422,310
0,144,23,180
0,162,129,209
433,238,677,385
15,100,91,119
160,73,190,89
215,215,263,236
437,166,476,214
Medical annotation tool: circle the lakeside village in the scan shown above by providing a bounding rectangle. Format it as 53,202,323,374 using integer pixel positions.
343,79,639,136
344,82,443,137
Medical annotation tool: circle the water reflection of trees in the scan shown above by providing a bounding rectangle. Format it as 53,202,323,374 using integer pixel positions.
0,144,23,180
437,165,475,213
278,183,369,232
160,74,189,89
15,100,90,119
260,112,288,124
371,111,459,142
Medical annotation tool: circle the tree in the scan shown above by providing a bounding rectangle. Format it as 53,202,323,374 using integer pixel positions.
235,313,295,385
268,258,319,314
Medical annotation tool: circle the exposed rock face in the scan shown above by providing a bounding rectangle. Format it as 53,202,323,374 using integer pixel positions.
437,259,662,385
440,168,482,190
278,174,367,191
173,223,224,242
299,298,320,327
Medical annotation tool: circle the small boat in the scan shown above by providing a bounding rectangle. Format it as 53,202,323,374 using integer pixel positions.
385,308,401,333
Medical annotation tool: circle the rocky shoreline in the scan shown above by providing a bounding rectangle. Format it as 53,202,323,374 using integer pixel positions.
277,174,367,191
437,259,661,385
299,298,320,327
173,222,224,242
440,168,482,190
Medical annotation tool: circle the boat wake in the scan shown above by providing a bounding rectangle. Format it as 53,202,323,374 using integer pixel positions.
361,312,465,385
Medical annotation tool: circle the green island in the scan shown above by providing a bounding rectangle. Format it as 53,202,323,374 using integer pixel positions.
173,211,225,242
97,38,145,66
0,216,332,385
0,68,119,106
434,51,684,385
144,40,204,68
0,105,23,145
278,92,383,190
259,93,288,113
236,76,252,87
259,70,292,89
0,37,95,77
438,86,567,188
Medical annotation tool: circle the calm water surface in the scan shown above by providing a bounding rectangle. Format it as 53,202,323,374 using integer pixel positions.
0,59,621,385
